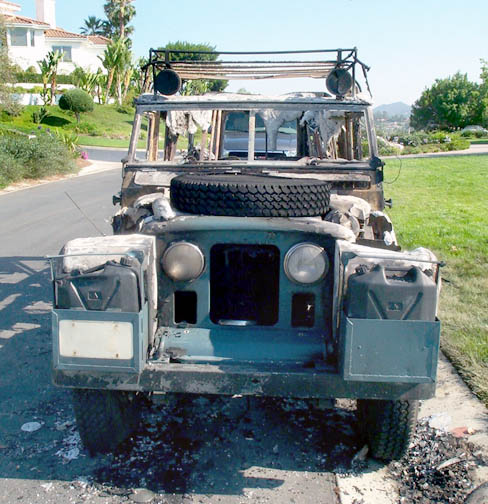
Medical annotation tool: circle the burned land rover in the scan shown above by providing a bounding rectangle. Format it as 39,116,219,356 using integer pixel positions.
49,49,441,461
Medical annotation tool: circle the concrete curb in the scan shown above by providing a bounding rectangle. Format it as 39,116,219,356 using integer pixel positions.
77,161,121,177
0,160,120,196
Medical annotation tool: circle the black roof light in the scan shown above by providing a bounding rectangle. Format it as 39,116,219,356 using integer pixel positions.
326,68,353,98
154,68,181,96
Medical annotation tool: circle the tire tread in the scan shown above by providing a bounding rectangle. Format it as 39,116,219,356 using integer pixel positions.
170,174,331,217
357,399,419,461
72,389,140,454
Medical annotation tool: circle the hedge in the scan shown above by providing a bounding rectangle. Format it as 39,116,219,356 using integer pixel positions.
0,130,77,188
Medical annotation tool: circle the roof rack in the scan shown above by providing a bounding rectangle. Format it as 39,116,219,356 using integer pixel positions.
142,48,371,98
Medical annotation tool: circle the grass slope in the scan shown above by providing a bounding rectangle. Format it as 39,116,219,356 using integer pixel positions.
0,104,147,148
384,155,488,405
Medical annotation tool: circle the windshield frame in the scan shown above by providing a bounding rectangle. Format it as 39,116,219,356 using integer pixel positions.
127,95,378,165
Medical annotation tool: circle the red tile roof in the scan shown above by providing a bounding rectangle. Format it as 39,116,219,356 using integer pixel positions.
3,14,50,26
87,35,110,45
3,12,109,45
0,1,21,8
44,28,85,39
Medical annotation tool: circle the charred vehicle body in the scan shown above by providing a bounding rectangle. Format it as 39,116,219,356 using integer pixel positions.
49,48,441,460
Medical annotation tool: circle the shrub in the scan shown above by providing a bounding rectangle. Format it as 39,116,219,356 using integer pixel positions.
58,88,94,123
447,136,470,150
0,131,76,186
14,70,74,85
10,85,46,94
430,131,452,143
390,130,470,153
0,100,23,118
115,103,134,115
73,121,102,136
0,151,24,188
0,110,13,122
31,107,50,124
53,129,79,153
10,85,30,93
379,144,402,156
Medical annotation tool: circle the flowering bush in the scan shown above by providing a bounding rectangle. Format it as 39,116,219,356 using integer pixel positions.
386,130,469,153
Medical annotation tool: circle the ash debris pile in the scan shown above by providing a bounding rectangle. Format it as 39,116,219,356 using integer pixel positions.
389,418,488,503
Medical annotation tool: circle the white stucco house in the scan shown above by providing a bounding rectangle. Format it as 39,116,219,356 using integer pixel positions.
1,0,109,74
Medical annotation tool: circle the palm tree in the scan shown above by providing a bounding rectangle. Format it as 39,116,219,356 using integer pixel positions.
47,50,63,105
104,0,135,40
38,50,63,105
98,38,131,104
72,66,98,95
80,16,105,36
37,58,51,105
98,42,118,104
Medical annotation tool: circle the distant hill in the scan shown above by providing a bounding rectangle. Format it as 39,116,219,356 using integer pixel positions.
374,102,411,118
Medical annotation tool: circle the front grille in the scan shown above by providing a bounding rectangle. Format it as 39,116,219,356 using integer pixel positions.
210,244,280,326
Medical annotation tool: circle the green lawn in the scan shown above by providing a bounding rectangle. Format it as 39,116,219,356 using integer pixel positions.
384,155,488,405
0,104,190,150
78,135,146,149
470,139,488,145
0,104,145,147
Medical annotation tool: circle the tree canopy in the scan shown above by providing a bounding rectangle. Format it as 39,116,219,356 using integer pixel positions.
104,0,135,40
160,41,228,95
59,89,94,123
480,59,488,126
79,16,106,36
410,72,484,131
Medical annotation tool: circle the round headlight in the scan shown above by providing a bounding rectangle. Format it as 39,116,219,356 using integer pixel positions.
284,243,329,284
162,242,205,282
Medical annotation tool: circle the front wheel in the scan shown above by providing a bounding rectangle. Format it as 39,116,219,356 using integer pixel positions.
357,399,419,461
72,389,141,454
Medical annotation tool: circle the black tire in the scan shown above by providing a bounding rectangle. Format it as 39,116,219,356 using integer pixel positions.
170,174,331,217
357,399,419,461
72,389,141,454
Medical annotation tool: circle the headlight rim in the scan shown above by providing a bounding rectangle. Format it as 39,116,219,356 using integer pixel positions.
283,242,329,285
161,241,205,282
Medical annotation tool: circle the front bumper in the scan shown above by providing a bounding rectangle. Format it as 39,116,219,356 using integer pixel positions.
52,307,440,401
53,360,436,400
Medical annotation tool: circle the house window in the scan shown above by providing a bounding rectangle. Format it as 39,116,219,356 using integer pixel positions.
52,46,72,62
30,30,35,47
10,28,28,46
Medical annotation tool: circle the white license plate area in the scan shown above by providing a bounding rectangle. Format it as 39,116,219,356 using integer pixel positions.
59,320,134,360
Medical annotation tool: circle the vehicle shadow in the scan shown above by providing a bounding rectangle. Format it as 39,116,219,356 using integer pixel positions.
0,256,82,481
93,395,364,497
0,255,367,500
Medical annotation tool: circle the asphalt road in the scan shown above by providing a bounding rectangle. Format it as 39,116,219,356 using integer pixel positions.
84,147,128,163
0,170,344,504
0,170,119,502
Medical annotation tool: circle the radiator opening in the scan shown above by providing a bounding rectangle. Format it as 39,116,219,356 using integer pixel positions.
210,244,280,326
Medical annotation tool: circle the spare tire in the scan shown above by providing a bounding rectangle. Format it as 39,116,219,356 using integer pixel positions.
170,174,331,217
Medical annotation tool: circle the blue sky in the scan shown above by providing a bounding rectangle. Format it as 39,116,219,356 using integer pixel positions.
13,0,488,105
